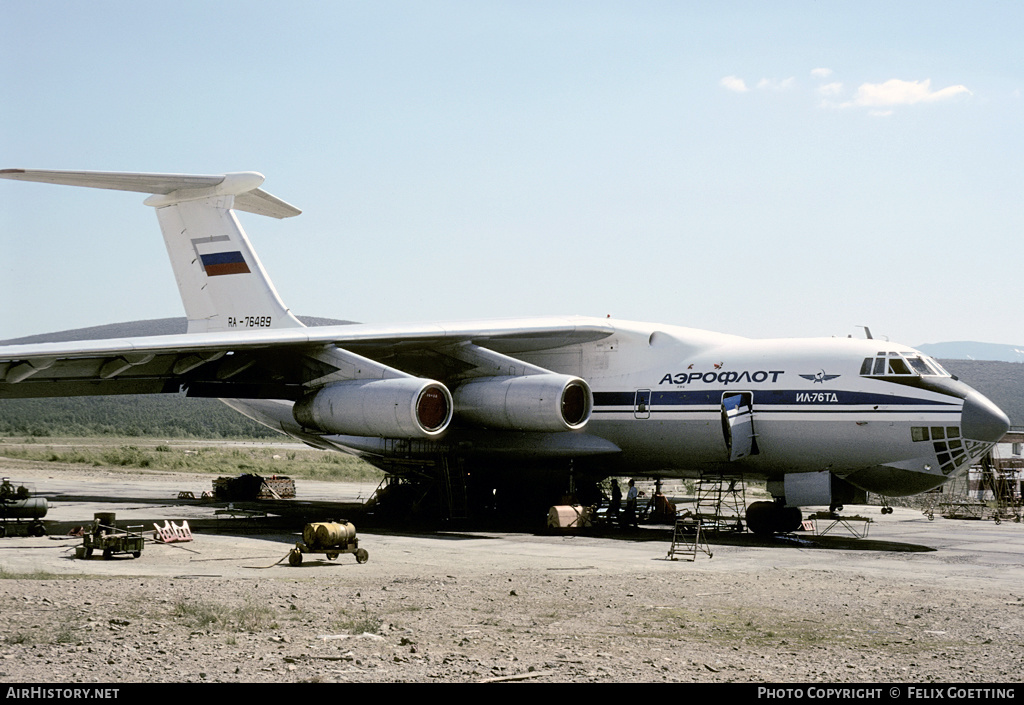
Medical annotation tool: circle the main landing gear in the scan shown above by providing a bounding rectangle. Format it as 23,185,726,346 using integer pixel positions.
745,500,802,536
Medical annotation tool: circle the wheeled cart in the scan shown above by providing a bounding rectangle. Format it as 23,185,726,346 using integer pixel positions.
75,512,145,559
287,521,368,566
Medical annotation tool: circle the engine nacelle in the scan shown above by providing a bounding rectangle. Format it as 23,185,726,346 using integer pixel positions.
293,378,452,439
453,374,592,432
768,472,867,507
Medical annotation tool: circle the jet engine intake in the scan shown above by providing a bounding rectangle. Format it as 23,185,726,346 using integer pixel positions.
293,378,452,439
453,374,592,432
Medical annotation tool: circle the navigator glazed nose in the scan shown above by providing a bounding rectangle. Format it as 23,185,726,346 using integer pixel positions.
961,391,1011,442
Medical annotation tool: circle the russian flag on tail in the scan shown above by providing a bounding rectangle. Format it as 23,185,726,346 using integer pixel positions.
200,250,250,276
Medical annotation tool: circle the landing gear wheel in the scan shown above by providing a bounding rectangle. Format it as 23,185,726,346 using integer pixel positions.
288,549,303,566
746,501,778,536
30,522,46,537
746,501,802,535
355,548,369,564
779,506,803,533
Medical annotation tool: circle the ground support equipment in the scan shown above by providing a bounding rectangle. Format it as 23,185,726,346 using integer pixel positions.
667,513,713,561
75,513,145,559
287,521,368,566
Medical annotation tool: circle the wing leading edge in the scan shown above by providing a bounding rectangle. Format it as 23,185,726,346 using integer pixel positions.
0,318,615,400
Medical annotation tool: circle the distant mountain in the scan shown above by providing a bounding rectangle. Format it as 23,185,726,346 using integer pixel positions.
0,316,353,345
936,359,1024,428
916,341,1024,363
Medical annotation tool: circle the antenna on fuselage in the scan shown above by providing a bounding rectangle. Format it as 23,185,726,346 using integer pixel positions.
858,326,873,340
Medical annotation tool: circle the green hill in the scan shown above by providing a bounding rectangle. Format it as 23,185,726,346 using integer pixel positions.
938,359,1024,427
0,317,349,439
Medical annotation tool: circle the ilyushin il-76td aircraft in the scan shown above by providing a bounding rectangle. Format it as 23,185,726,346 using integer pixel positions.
0,169,1011,533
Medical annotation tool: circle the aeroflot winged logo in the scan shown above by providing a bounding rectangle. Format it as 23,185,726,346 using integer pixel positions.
800,370,841,384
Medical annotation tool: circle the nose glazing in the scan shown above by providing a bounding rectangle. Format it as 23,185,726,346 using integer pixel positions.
961,392,1011,442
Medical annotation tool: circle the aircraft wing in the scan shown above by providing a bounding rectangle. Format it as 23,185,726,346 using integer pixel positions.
0,317,615,400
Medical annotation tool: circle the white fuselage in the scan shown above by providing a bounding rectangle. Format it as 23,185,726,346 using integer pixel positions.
226,317,1007,499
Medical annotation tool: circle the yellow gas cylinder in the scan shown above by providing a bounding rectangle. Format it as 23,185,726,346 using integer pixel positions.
304,521,357,549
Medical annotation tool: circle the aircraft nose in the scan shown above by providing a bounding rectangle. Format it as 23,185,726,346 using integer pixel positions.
961,391,1011,442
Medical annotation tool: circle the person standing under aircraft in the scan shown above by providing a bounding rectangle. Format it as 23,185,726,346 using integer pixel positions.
609,479,622,525
624,479,639,529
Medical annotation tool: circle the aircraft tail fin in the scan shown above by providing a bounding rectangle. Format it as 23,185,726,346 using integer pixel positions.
0,169,305,333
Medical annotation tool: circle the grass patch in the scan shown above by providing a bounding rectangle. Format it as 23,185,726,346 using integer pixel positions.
0,438,383,482
172,596,276,632
334,605,383,635
0,566,78,580
631,606,839,648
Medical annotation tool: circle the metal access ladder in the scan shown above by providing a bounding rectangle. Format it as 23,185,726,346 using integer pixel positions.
667,514,713,561
695,474,746,532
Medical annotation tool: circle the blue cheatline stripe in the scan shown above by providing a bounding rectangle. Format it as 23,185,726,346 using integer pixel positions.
592,390,960,408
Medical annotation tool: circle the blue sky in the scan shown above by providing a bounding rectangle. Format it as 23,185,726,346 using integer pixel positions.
2,2,1021,346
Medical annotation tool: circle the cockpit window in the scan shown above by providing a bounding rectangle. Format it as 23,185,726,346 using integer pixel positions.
860,352,951,379
906,356,932,375
888,357,911,375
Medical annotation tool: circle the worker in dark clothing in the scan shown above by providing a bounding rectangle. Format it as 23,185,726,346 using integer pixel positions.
609,479,622,525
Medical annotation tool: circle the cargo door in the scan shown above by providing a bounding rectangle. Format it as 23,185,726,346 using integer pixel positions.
721,392,757,461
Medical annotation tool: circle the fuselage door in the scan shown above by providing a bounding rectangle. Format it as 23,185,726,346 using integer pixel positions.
722,391,757,461
634,389,652,419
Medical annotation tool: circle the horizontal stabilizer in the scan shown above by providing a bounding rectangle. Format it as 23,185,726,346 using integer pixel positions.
0,168,301,219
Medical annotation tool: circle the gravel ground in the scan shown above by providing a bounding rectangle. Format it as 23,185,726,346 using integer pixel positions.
1,463,1023,684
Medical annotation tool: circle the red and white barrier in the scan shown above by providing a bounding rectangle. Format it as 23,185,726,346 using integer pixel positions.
153,520,193,543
